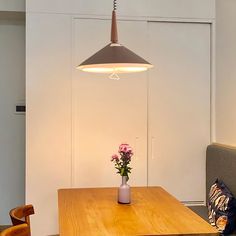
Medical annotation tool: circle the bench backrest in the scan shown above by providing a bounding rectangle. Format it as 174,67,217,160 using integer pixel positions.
206,144,236,199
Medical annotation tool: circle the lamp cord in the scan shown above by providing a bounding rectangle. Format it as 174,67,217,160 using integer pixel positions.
113,0,117,11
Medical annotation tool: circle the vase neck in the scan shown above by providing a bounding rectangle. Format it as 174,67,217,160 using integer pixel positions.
122,176,127,185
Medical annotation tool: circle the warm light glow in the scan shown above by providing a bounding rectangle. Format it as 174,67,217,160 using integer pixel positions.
80,67,115,73
77,63,153,74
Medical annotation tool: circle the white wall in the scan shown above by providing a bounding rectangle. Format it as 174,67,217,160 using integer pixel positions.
26,0,215,17
0,19,25,224
26,0,215,235
215,0,236,145
26,13,72,236
0,0,25,12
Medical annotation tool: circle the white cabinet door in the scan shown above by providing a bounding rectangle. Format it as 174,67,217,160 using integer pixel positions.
73,19,148,187
148,22,211,202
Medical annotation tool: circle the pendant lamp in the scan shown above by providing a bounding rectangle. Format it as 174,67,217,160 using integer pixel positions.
77,0,153,79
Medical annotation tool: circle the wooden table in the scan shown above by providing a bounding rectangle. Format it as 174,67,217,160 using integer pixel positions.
58,187,218,236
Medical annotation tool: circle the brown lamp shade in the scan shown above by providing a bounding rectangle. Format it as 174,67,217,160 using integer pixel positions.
77,43,153,73
77,6,153,74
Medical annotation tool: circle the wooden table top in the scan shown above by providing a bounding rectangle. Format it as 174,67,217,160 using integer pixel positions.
58,187,218,236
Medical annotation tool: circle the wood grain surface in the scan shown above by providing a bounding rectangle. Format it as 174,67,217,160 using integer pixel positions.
58,187,218,236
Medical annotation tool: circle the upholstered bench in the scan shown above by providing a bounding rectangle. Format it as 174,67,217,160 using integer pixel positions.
189,144,236,235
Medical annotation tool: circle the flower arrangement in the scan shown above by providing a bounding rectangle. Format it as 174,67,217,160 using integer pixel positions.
111,143,133,181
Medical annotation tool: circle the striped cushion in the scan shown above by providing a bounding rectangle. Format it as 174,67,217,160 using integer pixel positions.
208,179,236,234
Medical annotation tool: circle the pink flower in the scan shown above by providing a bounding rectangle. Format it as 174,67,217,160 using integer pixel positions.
111,143,133,180
119,143,133,154
111,154,119,161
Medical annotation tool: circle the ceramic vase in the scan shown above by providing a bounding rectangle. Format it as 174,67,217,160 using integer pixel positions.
118,176,131,204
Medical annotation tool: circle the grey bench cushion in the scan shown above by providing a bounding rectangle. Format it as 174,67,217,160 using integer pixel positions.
189,144,236,235
188,206,208,222
0,225,11,232
206,144,236,200
189,205,236,235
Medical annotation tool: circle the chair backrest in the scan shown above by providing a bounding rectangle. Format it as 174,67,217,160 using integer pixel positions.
9,205,34,236
0,224,30,236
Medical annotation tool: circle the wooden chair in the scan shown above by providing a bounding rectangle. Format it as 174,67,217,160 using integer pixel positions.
9,205,34,236
0,224,30,236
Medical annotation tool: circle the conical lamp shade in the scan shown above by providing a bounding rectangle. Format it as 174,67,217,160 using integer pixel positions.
77,43,153,73
77,5,153,74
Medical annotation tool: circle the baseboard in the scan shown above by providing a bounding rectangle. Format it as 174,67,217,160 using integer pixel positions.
181,200,205,206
